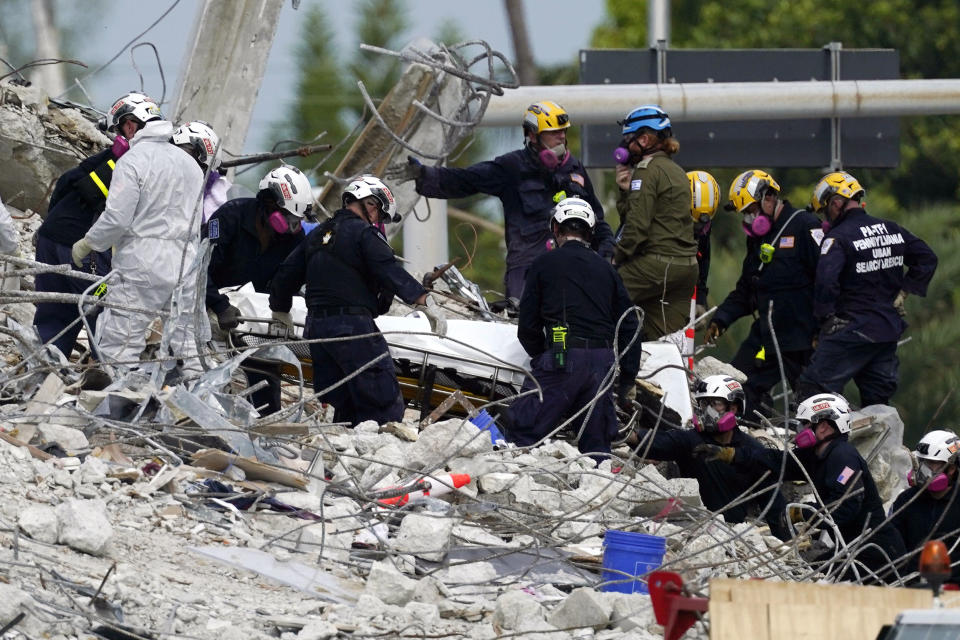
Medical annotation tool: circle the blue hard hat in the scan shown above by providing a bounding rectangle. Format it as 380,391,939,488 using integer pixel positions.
620,105,671,135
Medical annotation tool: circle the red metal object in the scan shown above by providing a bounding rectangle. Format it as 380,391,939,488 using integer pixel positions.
648,570,709,640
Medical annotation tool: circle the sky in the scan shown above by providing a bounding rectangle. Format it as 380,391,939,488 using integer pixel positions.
47,0,608,154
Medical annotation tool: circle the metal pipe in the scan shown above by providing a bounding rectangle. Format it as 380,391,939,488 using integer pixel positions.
479,79,960,126
647,0,670,49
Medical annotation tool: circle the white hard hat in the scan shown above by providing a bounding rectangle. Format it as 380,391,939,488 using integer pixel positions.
171,121,221,170
694,375,746,414
108,91,162,131
795,393,852,434
259,165,314,218
342,175,398,223
915,430,960,464
551,197,596,230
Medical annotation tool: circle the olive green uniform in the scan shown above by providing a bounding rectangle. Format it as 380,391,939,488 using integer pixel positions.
614,151,698,338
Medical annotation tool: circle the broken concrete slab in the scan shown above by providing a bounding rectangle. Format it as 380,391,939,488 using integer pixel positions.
37,422,89,451
392,512,456,562
55,498,113,555
364,560,417,606
548,587,613,631
0,82,109,214
849,404,911,504
493,588,546,631
408,418,493,469
18,504,58,543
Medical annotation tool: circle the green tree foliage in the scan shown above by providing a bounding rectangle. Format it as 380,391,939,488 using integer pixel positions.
278,0,407,173
592,0,960,205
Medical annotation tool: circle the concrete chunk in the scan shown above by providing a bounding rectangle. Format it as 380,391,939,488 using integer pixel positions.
547,587,613,631
364,560,417,605
297,620,338,640
36,423,88,452
493,589,545,631
19,504,58,543
56,498,113,555
408,418,492,468
392,512,455,562
478,472,517,493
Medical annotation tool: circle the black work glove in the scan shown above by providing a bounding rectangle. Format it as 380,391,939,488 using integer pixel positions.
385,155,423,184
216,304,242,330
820,314,850,337
704,320,725,344
692,443,736,464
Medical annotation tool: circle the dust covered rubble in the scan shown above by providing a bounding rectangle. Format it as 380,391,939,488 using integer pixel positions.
0,403,812,640
0,80,110,215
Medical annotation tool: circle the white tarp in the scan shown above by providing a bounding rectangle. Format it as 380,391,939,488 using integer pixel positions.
226,283,693,422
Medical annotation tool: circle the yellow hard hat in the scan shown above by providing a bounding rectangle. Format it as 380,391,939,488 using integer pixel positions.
687,170,720,222
522,101,571,135
728,169,781,213
811,172,865,212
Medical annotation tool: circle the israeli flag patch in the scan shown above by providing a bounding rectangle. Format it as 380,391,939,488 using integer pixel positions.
208,219,219,240
630,179,643,191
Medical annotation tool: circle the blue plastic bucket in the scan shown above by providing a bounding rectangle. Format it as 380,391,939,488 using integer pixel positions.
600,530,666,594
469,410,506,446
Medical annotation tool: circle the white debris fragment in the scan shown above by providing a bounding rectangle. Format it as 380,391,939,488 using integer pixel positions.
393,512,456,561
547,587,613,631
408,418,492,468
479,472,517,493
364,560,417,605
493,588,546,631
36,423,89,451
55,498,114,555
18,504,58,543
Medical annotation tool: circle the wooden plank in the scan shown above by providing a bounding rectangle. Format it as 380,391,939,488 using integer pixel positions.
191,449,308,489
248,423,310,437
768,604,826,640
0,431,53,461
709,601,769,640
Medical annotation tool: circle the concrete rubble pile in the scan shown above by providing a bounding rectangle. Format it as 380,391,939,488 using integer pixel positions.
0,82,110,215
0,388,817,640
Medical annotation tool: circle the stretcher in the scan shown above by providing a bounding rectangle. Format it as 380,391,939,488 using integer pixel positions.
222,283,694,424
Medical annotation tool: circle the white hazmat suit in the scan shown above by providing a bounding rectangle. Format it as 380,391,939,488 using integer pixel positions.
83,120,204,368
0,194,19,292
0,195,17,254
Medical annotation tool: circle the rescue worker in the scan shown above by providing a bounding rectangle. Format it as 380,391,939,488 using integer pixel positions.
698,393,906,582
688,170,721,320
890,430,960,584
613,105,697,339
503,197,641,460
202,164,311,415
387,101,614,299
71,114,209,372
634,375,791,540
796,172,938,407
705,170,821,415
32,91,156,358
268,176,446,426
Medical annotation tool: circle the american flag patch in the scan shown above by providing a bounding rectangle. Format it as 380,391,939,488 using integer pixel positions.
570,173,585,187
837,466,855,485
